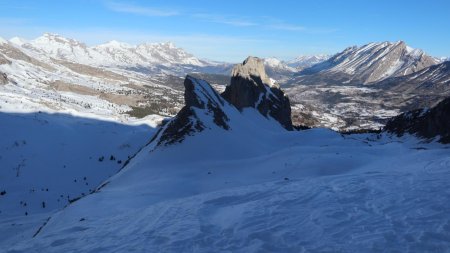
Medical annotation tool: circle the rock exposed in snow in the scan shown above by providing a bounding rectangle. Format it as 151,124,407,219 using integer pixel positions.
0,72,8,85
223,56,293,130
385,96,450,143
156,75,230,146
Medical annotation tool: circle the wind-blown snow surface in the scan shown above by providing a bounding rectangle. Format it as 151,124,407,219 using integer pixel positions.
3,112,450,252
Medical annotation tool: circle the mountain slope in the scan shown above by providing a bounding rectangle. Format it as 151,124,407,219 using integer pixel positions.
284,42,446,130
262,57,296,82
296,41,439,85
286,54,330,70
378,61,450,95
0,111,160,218
385,96,450,143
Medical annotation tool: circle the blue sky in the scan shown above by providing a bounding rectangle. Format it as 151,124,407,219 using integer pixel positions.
0,0,449,62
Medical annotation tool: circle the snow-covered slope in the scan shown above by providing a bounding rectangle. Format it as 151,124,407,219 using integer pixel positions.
261,57,296,83
0,35,188,119
378,61,450,95
3,76,450,252
298,41,440,84
0,111,159,217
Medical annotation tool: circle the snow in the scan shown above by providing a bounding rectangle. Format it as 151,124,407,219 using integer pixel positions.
286,54,330,69
263,57,283,67
97,40,133,49
0,36,7,44
2,123,449,252
0,111,159,219
9,37,28,46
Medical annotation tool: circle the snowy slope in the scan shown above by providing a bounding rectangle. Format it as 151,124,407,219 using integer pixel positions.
6,117,450,252
262,57,296,83
378,61,450,95
0,36,186,118
3,76,450,252
0,111,161,217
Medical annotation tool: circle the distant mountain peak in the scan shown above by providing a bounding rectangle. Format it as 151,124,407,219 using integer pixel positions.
98,40,133,49
287,54,330,69
0,36,7,44
35,33,85,46
9,37,27,46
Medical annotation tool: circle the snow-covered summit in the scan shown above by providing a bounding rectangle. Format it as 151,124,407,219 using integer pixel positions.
9,37,28,46
98,40,132,48
0,36,8,44
287,54,330,69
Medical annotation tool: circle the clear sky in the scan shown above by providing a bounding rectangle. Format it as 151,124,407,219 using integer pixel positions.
0,0,449,62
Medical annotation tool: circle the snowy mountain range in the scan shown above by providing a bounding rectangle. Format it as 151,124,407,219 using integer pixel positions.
14,33,206,68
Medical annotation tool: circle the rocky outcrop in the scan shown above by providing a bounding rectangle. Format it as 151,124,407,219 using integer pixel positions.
0,72,8,85
157,75,230,146
384,97,450,143
222,56,293,130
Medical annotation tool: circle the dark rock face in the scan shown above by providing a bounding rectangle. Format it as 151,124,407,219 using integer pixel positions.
157,75,230,146
222,57,293,130
0,72,7,85
384,97,450,143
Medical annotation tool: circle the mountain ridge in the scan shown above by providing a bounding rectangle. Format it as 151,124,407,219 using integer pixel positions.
295,41,440,85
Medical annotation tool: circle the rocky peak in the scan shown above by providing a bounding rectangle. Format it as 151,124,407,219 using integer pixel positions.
156,75,231,146
223,56,293,130
384,97,450,143
231,56,275,87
